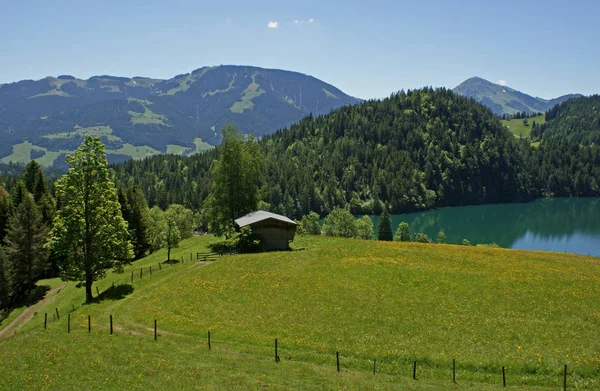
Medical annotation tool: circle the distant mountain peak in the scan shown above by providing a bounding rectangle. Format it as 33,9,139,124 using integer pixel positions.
0,65,360,168
453,77,582,115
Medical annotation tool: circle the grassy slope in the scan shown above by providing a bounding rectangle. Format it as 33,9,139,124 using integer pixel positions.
1,235,599,389
502,114,545,138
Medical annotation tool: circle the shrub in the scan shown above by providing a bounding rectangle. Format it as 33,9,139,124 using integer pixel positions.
462,239,472,246
393,222,411,242
208,226,261,254
300,212,321,235
414,233,433,243
436,230,447,244
354,215,374,240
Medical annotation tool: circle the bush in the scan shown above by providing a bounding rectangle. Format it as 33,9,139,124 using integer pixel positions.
414,233,432,243
208,226,261,254
294,219,307,236
462,239,472,246
300,212,321,235
354,215,374,240
393,222,411,242
436,230,446,244
476,243,500,248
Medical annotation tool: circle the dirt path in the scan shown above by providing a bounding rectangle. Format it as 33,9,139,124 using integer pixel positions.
0,284,67,340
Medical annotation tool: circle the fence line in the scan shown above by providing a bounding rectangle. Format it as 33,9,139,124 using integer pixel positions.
39,313,578,390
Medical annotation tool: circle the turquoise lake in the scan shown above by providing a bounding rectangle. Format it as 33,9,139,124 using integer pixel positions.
368,198,600,257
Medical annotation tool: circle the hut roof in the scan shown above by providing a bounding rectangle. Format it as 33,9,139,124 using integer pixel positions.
234,210,297,228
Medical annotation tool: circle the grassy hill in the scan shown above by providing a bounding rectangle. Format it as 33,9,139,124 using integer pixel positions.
502,114,546,138
0,66,360,167
453,77,581,116
1,235,599,389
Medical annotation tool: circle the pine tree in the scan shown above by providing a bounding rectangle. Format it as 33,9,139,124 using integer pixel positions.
0,190,13,244
377,207,393,241
10,181,28,210
49,136,133,303
4,193,49,298
126,186,150,259
0,248,9,310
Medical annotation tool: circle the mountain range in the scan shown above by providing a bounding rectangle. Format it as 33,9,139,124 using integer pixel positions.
0,65,359,167
452,77,582,116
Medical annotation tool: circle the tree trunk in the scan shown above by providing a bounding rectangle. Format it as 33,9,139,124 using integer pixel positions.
167,245,171,262
85,278,93,303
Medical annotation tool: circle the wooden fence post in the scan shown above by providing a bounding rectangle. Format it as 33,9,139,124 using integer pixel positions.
88,315,91,333
110,315,113,335
373,359,376,375
275,339,280,362
44,313,47,329
502,366,506,387
55,308,60,320
131,270,134,283
96,286,99,296
159,262,162,271
413,361,417,380
140,268,143,279
67,313,70,333
453,358,456,383
208,330,211,350
563,364,567,391
154,319,157,341
336,351,340,372
150,266,152,276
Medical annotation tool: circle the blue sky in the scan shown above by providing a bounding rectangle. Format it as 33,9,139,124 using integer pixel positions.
1,0,599,100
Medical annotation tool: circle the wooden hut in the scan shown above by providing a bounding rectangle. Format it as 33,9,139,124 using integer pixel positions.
234,211,297,251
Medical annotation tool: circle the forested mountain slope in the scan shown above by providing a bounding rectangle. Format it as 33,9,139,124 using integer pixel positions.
530,95,600,196
114,88,542,217
0,66,359,167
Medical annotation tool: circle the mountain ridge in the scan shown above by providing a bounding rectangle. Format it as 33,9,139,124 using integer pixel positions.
452,76,582,116
0,65,360,167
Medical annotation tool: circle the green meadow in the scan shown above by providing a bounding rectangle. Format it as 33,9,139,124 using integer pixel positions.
1,235,599,390
502,114,545,138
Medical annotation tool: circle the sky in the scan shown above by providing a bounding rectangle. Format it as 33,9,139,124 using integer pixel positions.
1,0,599,100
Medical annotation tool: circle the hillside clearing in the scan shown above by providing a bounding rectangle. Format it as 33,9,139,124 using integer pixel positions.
502,114,545,138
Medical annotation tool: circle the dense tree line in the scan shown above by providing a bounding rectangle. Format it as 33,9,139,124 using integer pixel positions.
110,89,599,219
111,88,534,218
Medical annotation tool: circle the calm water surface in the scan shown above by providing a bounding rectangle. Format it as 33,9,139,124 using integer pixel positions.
370,198,600,257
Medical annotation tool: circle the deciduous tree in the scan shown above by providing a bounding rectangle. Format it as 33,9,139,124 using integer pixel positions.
322,208,357,238
49,136,133,303
204,125,263,235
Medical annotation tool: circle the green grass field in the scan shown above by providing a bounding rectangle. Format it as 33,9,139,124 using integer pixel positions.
502,114,545,138
1,235,599,389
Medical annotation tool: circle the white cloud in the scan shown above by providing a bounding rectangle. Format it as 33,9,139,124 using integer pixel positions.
267,21,279,29
293,18,315,25
498,79,507,86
